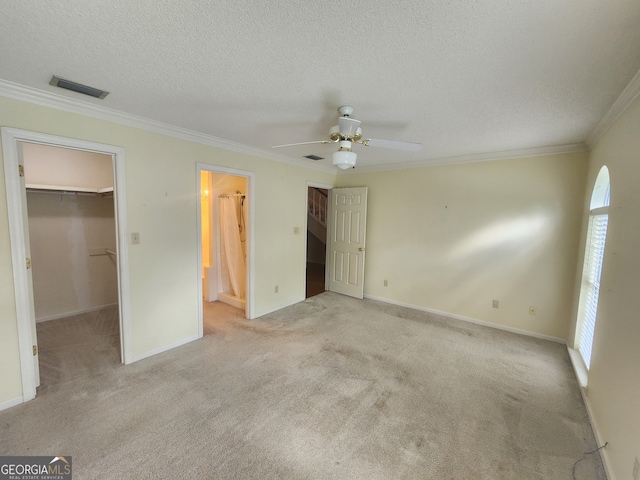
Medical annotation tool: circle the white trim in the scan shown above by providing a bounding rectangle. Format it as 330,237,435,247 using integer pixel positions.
254,297,305,319
567,347,589,388
1,128,133,409
4,65,640,176
35,303,119,323
364,294,567,344
2,128,37,402
306,181,333,190
26,184,97,193
0,79,606,176
586,66,640,148
132,334,200,363
0,79,336,174
196,168,204,338
196,163,255,327
590,206,609,216
0,395,24,412
340,143,588,174
576,384,616,480
568,342,614,478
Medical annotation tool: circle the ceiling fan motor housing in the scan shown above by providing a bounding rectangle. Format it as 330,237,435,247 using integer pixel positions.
330,120,363,142
329,125,341,142
338,140,352,151
338,105,354,116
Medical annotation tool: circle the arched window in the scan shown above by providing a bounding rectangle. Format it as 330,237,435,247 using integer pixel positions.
575,166,610,369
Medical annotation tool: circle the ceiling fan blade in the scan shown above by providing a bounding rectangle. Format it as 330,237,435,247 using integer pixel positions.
272,140,332,148
338,117,361,137
361,138,422,152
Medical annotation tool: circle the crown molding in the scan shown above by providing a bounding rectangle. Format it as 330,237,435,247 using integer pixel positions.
586,67,640,147
0,79,336,174
6,75,632,176
340,143,589,174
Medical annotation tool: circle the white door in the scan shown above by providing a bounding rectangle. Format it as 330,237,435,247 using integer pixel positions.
17,143,40,386
328,187,368,299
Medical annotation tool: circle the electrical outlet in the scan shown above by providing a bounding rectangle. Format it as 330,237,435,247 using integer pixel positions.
384,280,388,287
131,232,140,245
633,456,639,480
293,227,299,235
274,285,279,293
529,305,537,315
492,299,499,308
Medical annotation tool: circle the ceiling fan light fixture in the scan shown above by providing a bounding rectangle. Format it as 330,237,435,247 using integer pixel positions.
329,125,341,141
333,150,357,169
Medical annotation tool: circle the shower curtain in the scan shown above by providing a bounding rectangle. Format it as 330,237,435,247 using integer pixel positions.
219,197,246,299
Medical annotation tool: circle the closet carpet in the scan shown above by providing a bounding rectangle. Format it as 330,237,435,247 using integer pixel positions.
1,293,606,479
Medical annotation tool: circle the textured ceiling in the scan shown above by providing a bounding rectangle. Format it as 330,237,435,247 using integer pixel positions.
2,0,640,171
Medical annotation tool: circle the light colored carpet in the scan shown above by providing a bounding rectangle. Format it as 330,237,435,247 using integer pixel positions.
1,293,606,479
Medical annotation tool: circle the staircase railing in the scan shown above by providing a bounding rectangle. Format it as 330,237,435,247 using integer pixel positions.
308,188,327,227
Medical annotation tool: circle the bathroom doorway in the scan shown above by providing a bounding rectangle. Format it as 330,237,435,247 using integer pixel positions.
197,164,254,332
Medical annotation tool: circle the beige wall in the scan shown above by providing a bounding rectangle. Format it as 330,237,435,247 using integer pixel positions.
337,152,588,340
23,142,113,190
578,95,640,479
27,192,118,321
0,96,335,405
3,92,637,478
23,144,117,321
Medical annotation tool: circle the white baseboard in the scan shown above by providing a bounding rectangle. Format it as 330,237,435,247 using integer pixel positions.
576,380,615,480
132,334,200,363
364,294,567,344
254,297,305,318
0,395,24,412
36,303,119,323
567,347,614,479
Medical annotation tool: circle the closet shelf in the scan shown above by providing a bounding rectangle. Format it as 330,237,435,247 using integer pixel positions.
26,184,114,195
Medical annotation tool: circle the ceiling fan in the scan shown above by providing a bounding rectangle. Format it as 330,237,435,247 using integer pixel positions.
272,105,422,169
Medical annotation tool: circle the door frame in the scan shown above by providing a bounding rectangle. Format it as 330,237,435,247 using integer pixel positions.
196,163,255,332
306,182,333,292
2,127,132,403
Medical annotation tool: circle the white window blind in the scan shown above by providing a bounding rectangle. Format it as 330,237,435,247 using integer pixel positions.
578,213,608,368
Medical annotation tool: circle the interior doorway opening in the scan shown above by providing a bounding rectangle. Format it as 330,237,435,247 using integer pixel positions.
306,186,329,298
198,166,252,328
21,143,120,388
2,127,130,405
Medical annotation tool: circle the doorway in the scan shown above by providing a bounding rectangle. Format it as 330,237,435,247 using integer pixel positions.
2,127,131,404
197,164,254,334
22,142,120,388
306,184,331,298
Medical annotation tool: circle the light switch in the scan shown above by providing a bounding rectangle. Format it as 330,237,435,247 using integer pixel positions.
131,232,140,245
